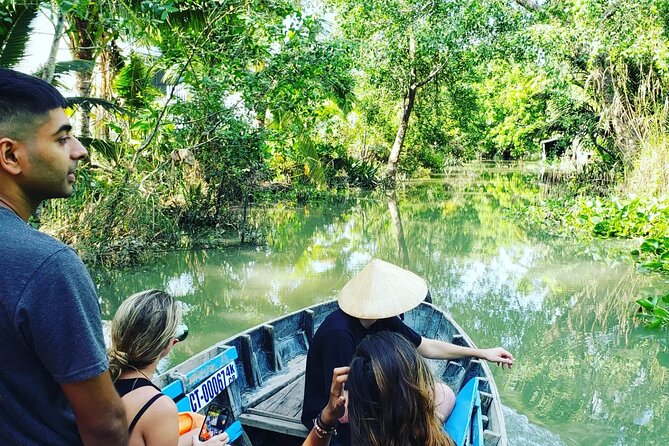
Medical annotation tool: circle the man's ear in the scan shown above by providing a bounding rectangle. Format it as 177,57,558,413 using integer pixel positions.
0,138,22,175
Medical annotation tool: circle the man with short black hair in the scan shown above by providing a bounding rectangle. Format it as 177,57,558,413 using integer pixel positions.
0,68,128,445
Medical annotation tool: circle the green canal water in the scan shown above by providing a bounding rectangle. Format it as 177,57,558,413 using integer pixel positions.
94,163,669,446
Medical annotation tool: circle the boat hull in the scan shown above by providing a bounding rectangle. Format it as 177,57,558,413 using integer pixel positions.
157,300,507,446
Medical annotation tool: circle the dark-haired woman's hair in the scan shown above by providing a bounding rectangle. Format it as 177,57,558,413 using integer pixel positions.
348,331,455,446
108,290,181,381
0,68,69,139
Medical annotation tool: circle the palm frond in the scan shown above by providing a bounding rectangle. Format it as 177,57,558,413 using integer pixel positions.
114,54,160,109
78,136,125,163
0,5,38,68
67,96,135,117
54,59,96,75
33,59,96,79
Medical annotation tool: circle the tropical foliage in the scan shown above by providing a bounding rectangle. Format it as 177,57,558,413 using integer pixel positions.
2,0,669,290
0,2,37,68
637,293,669,328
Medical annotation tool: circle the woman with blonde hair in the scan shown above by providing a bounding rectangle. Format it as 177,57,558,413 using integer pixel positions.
109,290,228,446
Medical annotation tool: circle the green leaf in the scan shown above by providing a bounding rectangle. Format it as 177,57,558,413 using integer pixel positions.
0,5,38,68
637,299,656,310
107,122,124,134
648,318,663,328
78,137,125,163
641,260,664,270
33,59,96,80
53,59,95,75
653,307,669,319
593,221,610,236
60,1,77,14
640,238,659,252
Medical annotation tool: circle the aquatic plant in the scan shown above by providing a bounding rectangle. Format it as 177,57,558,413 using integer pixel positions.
636,293,669,328
632,237,669,274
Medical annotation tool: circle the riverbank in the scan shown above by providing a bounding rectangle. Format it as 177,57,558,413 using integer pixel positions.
39,183,360,268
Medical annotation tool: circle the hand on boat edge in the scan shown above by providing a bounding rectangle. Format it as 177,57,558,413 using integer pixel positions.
481,347,514,368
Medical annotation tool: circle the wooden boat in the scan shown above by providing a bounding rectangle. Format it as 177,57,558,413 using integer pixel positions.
156,300,508,446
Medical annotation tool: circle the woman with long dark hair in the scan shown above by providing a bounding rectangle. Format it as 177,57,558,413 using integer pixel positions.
347,331,455,446
304,331,455,446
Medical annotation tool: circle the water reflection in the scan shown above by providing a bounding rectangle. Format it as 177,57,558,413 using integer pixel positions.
94,163,669,446
386,191,411,267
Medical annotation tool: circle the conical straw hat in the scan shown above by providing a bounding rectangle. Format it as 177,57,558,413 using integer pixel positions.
338,259,427,319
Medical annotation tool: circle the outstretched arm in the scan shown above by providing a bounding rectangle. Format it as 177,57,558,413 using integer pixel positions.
303,367,349,446
417,338,514,368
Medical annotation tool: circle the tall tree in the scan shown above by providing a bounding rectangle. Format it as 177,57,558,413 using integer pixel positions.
325,0,521,185
55,0,177,136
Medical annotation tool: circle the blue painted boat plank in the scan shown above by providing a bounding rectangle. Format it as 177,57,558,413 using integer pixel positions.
182,348,238,390
162,347,238,398
162,381,184,400
175,397,191,413
444,378,484,446
225,421,244,443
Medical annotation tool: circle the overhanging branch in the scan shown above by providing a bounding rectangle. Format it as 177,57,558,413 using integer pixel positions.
416,63,443,89
515,0,541,11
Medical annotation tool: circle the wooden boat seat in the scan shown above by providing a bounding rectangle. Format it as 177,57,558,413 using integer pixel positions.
239,373,310,438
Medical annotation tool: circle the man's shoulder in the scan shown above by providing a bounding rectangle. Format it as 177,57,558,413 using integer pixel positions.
0,211,86,302
0,211,75,263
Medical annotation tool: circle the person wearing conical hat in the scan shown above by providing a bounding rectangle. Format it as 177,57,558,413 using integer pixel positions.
301,259,514,446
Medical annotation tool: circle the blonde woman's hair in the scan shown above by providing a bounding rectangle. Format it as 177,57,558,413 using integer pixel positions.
108,290,181,381
348,331,455,446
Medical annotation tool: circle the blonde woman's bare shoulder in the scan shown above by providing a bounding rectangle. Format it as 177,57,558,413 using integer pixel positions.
137,394,179,446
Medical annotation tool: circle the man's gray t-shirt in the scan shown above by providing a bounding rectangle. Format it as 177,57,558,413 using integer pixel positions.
0,207,108,445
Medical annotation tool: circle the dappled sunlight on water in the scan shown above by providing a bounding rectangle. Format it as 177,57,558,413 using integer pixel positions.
94,162,669,446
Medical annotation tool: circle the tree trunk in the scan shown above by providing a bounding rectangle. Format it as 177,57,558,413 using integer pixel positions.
42,2,64,83
98,41,122,139
385,33,418,187
69,15,96,138
385,85,417,186
75,71,93,138
99,40,122,100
